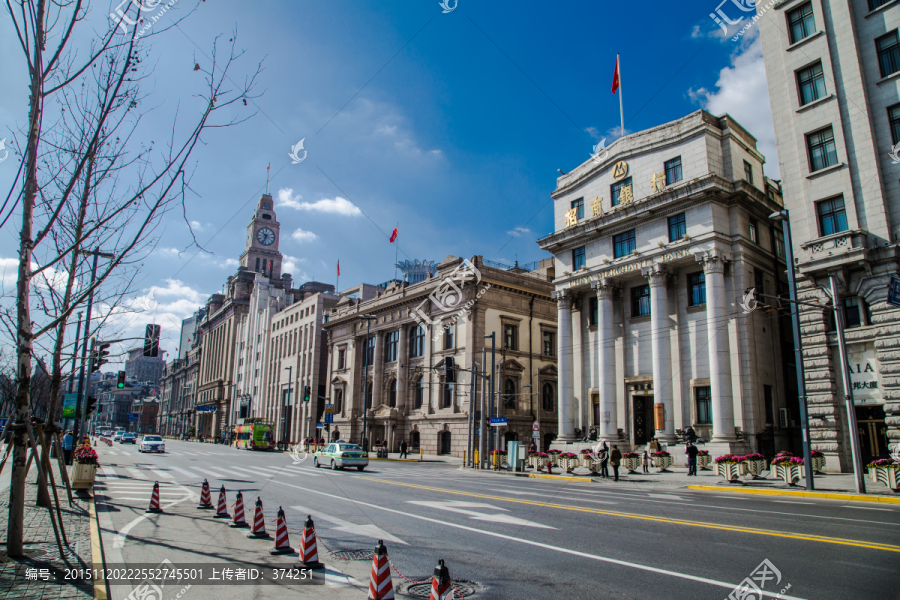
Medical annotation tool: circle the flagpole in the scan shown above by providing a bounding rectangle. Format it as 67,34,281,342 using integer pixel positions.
394,222,398,281
617,54,624,138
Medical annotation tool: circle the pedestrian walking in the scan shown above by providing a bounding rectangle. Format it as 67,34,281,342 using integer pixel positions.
642,450,650,474
62,431,74,465
686,441,699,476
529,441,537,455
610,445,622,482
599,441,609,478
399,439,408,459
684,425,698,444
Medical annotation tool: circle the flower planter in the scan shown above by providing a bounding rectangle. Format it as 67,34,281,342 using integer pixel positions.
491,453,506,467
547,453,561,467
653,455,673,472
622,456,641,474
70,463,97,489
528,455,541,470
774,464,804,486
716,462,743,482
811,455,826,474
870,466,900,491
743,459,768,479
557,457,579,473
697,454,712,470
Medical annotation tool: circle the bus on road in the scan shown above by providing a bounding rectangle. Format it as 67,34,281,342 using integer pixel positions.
234,419,275,450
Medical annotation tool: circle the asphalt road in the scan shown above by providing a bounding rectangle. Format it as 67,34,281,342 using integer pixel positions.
91,440,900,600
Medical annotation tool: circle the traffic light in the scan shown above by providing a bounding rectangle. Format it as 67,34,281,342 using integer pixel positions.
444,356,455,384
303,386,311,402
116,370,126,389
92,343,111,372
85,396,97,415
143,324,161,357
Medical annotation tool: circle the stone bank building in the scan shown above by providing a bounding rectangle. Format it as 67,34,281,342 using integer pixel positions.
539,110,798,461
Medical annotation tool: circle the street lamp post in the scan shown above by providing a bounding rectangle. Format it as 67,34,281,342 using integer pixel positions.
485,333,497,470
283,365,293,449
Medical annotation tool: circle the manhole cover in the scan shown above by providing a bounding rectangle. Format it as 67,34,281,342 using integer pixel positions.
330,549,374,561
0,548,48,563
405,580,477,598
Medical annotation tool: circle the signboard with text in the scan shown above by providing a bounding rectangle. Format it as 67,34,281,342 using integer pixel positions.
127,413,139,422
490,417,508,427
62,394,78,418
888,275,900,308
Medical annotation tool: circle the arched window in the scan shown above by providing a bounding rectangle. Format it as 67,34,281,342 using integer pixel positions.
389,379,397,408
365,379,373,409
334,389,343,414
542,382,555,412
504,378,517,408
414,377,424,409
410,326,425,358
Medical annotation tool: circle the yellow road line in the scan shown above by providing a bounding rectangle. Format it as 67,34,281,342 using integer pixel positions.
360,477,900,553
527,473,590,482
88,495,109,600
686,485,900,504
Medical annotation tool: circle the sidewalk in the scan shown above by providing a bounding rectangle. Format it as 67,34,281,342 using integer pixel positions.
0,454,94,600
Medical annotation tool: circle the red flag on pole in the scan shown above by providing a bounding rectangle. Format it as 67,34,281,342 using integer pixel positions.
389,227,398,243
337,260,340,276
611,56,620,94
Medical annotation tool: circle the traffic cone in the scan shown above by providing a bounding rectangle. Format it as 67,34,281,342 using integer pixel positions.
247,497,269,539
230,491,248,528
367,540,394,600
294,515,324,569
197,479,213,509
146,482,162,513
269,507,293,555
214,486,229,519
428,559,451,600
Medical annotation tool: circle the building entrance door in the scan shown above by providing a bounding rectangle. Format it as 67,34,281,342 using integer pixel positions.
633,396,655,445
439,431,452,455
856,405,889,464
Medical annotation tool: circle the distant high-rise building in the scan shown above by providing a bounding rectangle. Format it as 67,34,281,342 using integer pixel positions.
124,346,165,385
395,259,438,284
178,308,206,359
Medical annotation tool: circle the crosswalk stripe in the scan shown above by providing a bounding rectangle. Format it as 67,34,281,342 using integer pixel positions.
168,466,202,480
201,466,230,478
126,468,148,480
101,466,119,478
254,467,297,477
148,469,175,480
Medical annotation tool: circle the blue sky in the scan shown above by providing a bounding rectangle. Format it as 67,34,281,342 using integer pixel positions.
0,0,777,365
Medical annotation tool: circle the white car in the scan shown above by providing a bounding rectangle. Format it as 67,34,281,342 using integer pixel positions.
139,435,165,453
113,431,124,441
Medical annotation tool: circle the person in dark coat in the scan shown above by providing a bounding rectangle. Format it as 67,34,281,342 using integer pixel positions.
399,439,408,459
598,441,609,478
684,426,698,444
686,442,699,476
610,445,622,482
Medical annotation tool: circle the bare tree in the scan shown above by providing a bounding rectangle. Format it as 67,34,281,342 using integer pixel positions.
4,0,262,556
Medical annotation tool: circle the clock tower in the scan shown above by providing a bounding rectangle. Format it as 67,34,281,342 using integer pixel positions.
239,193,283,280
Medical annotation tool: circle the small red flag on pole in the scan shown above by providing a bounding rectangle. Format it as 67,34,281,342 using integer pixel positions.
336,260,340,276
389,227,398,243
611,56,620,94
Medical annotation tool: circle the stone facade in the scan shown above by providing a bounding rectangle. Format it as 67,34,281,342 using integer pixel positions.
157,346,201,437
759,0,900,469
325,256,557,457
538,110,798,462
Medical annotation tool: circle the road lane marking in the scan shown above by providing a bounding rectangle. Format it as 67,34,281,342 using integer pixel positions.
167,466,202,480
199,466,230,478
289,504,407,545
101,466,119,478
485,489,617,505
356,477,900,553
773,501,814,505
126,468,147,480
148,469,175,480
254,466,298,477
408,501,556,529
272,480,806,599
844,506,894,512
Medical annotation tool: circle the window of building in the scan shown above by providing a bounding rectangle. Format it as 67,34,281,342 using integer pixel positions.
338,348,345,369
743,160,754,185
870,0,893,9
664,156,682,185
588,296,598,326
754,268,766,296
504,324,518,351
764,385,774,425
807,127,838,171
688,272,706,307
389,379,397,407
410,325,425,358
573,246,586,271
443,381,454,408
877,30,900,78
614,230,636,259
542,331,555,356
504,378,516,408
410,377,423,409
668,213,686,242
787,2,815,44
365,379,373,409
542,382,554,412
365,336,375,366
444,324,454,350
255,257,260,272
749,218,759,244
696,386,712,424
843,297,868,328
571,197,584,220
334,389,343,414
631,285,651,318
611,177,633,206
797,62,826,106
890,104,900,145
817,197,849,236
772,227,786,260
385,331,399,362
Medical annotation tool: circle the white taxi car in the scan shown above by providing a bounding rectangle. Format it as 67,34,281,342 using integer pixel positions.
139,435,165,453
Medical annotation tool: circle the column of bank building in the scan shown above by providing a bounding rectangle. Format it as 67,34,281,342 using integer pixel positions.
539,110,800,462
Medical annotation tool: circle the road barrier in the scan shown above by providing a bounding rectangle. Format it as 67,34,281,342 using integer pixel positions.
270,507,293,555
367,540,394,600
214,486,230,519
247,497,269,539
230,492,248,528
429,559,451,600
198,479,213,509
146,482,162,514
296,515,324,570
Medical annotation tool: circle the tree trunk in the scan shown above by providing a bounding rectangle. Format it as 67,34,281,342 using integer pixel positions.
8,0,47,558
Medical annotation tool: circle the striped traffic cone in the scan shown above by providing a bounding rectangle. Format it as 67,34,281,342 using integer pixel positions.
428,559,451,600
269,507,293,555
214,486,230,519
146,482,162,513
197,479,213,509
367,540,394,600
230,491,248,528
247,497,270,539
294,515,324,569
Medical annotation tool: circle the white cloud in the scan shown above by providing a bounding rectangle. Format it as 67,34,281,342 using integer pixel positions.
282,255,309,281
190,220,202,230
277,189,362,217
276,188,306,210
157,247,182,257
688,35,779,178
506,227,531,238
291,228,318,242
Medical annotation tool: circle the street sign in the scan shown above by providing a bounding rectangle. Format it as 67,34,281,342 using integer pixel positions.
62,393,78,418
324,404,334,411
324,413,333,424
888,275,900,308
490,417,508,427
316,422,324,429
0,418,8,428
126,413,139,422
196,405,216,413
532,421,540,432
532,431,540,439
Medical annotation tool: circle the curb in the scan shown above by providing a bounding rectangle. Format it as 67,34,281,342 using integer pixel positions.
88,494,110,600
686,485,900,504
527,473,592,482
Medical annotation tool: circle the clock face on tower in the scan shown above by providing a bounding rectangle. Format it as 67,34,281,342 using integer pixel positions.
256,227,276,246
